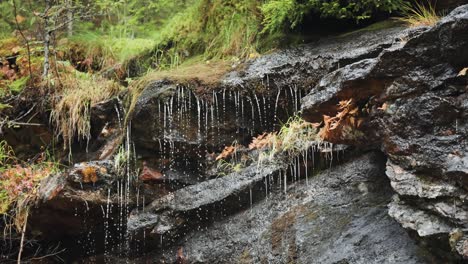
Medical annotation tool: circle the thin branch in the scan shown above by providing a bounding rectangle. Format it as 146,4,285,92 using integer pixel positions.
17,211,28,264
30,248,66,261
47,13,94,32
8,122,44,127
12,0,33,81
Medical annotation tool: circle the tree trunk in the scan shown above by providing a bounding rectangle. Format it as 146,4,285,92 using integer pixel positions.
42,0,51,79
66,0,73,37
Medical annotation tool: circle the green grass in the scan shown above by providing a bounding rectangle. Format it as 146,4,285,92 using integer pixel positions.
151,0,263,61
68,32,156,69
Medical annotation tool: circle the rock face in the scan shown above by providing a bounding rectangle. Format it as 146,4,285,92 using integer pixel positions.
130,24,406,189
301,5,468,260
16,5,468,263
122,153,435,263
31,161,128,243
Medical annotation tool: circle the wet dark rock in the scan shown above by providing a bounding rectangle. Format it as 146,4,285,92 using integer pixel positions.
31,161,126,238
437,0,468,11
131,80,298,155
70,97,125,162
124,152,438,263
127,161,284,239
300,5,468,260
388,197,456,237
223,26,403,91
386,160,465,199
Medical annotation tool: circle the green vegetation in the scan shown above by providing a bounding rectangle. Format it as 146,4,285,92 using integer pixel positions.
0,0,440,159
66,32,156,70
0,140,59,224
254,116,319,163
7,76,29,94
261,0,405,34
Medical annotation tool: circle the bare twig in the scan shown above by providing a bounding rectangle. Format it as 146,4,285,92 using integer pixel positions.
12,0,33,81
17,210,28,264
30,247,66,261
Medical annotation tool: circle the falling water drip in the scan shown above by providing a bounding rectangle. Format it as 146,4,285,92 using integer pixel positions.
283,171,287,194
290,163,295,183
274,88,281,125
104,188,111,254
278,170,282,191
205,100,209,139
248,97,255,134
188,87,192,109
210,104,215,136
249,186,253,209
262,95,267,128
114,104,123,131
234,91,239,129
254,93,263,128
222,89,226,121
294,84,299,112
241,95,245,124
196,97,201,139
304,150,309,186
163,102,167,136
297,156,301,181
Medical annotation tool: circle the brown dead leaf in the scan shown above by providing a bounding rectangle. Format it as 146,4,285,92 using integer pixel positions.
216,145,237,161
15,15,26,24
378,103,388,111
348,107,359,115
338,99,353,109
11,46,21,54
139,164,163,182
311,122,322,128
248,133,275,150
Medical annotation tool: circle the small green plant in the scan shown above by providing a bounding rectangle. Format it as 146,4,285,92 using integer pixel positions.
114,144,129,175
249,116,319,164
400,1,440,27
7,76,29,94
0,140,15,167
217,159,245,176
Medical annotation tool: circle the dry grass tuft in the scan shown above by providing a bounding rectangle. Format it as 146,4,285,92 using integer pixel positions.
124,59,231,127
400,1,440,27
247,116,319,162
50,71,122,151
142,60,231,86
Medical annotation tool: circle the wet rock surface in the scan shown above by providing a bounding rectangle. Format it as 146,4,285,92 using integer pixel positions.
31,161,127,237
125,153,435,263
301,5,468,260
